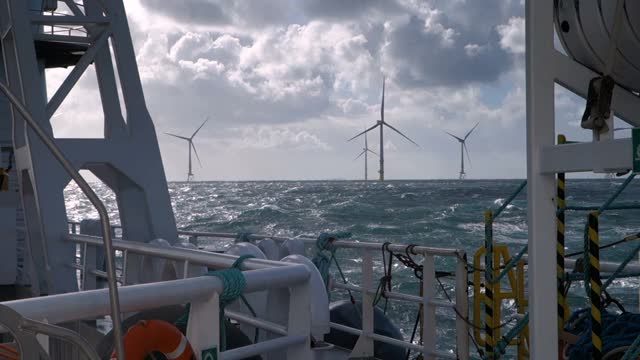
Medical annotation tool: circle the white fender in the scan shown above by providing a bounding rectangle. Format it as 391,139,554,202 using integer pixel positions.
140,239,177,283
173,242,207,278
257,239,282,261
225,243,268,341
262,255,329,360
281,239,306,257
281,255,330,338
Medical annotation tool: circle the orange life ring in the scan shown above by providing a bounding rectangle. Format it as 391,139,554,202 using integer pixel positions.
111,320,194,360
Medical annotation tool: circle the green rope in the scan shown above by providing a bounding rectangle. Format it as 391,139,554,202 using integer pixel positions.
622,332,640,360
493,180,527,219
311,232,353,302
492,313,529,359
491,244,527,285
602,242,640,291
175,254,254,351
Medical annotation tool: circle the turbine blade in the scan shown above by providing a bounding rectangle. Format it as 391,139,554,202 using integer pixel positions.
380,76,385,122
354,150,366,161
464,122,480,140
367,149,378,156
384,122,419,147
191,142,202,167
165,133,190,141
464,143,472,167
191,117,209,139
444,131,464,142
348,123,380,142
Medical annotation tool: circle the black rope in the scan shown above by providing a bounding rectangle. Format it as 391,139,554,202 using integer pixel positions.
565,232,640,258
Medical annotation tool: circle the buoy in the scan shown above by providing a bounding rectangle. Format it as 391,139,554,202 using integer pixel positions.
111,320,193,360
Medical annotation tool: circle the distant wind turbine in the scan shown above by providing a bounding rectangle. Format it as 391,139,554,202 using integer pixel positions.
445,122,479,180
348,77,419,181
165,117,208,182
354,131,378,181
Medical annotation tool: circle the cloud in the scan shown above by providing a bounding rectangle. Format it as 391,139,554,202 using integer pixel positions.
497,17,525,54
138,0,229,25
232,126,331,151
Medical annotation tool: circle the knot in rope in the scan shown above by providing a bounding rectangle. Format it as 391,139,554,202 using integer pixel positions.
235,232,253,243
311,232,352,301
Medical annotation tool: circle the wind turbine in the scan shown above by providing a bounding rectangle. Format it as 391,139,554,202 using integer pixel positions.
354,131,378,181
445,122,479,180
165,117,208,182
348,77,419,181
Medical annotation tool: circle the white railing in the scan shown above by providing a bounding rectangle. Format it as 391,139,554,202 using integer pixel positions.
7,231,315,360
67,221,471,359
164,229,470,360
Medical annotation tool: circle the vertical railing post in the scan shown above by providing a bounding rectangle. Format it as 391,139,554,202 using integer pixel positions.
84,244,97,291
121,250,128,285
80,243,88,291
187,291,220,360
456,252,470,360
351,249,374,357
287,274,312,359
422,255,436,360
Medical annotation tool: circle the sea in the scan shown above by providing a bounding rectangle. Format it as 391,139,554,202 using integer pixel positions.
65,179,640,357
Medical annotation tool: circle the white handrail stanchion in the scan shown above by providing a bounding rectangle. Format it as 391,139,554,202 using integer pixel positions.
422,255,436,360
187,292,220,360
351,249,374,357
456,252,470,360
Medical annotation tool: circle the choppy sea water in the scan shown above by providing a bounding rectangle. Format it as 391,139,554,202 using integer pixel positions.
65,179,640,356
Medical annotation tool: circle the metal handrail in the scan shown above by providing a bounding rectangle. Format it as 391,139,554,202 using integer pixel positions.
0,82,125,358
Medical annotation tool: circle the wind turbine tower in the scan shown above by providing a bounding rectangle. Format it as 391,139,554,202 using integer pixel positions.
354,131,378,181
348,77,419,181
166,117,208,182
445,122,479,180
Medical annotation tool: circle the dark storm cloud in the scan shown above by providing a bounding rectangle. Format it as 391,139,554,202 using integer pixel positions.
139,0,229,25
386,16,513,87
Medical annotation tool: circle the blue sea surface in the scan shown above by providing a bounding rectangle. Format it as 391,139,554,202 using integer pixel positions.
65,179,640,357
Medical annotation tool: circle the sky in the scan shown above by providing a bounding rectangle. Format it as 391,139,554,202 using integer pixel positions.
46,0,612,181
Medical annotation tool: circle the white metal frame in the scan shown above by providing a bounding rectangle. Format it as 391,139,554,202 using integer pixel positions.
526,0,640,358
148,229,470,360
